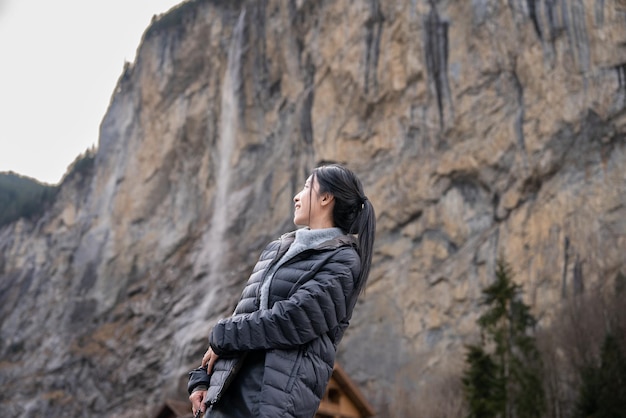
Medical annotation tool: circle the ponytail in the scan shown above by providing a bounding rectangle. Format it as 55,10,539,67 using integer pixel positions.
312,164,376,293
354,197,376,292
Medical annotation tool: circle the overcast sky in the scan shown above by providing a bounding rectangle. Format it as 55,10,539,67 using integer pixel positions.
0,0,184,185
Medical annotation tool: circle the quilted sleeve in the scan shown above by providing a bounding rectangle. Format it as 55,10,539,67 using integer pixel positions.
209,248,360,354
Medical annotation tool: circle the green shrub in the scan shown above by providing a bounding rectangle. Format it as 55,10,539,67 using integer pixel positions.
63,146,96,182
143,0,202,39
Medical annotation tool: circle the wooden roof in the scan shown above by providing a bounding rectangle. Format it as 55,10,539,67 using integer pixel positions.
153,399,194,418
316,363,376,418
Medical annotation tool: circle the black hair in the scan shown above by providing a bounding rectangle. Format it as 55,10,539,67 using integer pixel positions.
312,164,376,293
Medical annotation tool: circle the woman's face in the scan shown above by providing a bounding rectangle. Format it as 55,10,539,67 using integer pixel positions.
293,175,322,227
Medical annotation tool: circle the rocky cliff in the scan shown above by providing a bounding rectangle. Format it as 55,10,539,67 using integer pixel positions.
1,0,625,416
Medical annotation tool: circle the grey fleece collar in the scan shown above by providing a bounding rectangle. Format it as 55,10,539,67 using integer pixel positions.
259,227,344,309
293,227,344,248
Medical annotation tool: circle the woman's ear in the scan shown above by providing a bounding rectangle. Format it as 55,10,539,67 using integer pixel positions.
320,193,334,206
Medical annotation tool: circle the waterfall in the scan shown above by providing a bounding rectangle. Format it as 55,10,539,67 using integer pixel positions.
208,10,246,280
179,10,246,353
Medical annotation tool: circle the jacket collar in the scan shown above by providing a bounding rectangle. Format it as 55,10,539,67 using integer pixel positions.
279,230,357,252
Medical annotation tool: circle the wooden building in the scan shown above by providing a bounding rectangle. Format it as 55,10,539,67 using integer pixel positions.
316,363,375,418
154,399,194,418
154,363,374,418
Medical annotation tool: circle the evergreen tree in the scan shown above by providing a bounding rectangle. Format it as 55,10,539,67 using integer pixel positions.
0,147,95,228
0,172,58,227
575,333,626,418
462,344,504,418
463,258,545,418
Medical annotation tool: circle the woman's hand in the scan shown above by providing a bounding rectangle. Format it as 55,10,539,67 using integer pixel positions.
189,389,207,416
201,346,219,375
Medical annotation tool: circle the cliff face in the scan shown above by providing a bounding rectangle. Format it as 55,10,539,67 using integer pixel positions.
1,0,625,416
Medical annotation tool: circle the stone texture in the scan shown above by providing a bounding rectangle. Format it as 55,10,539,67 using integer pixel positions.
1,0,626,416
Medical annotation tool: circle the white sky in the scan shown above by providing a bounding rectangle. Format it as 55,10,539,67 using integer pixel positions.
0,0,184,185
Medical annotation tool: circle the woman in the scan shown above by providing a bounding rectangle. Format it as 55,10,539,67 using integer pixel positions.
188,164,376,417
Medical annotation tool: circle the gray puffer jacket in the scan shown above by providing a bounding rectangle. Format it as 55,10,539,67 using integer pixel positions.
189,230,361,417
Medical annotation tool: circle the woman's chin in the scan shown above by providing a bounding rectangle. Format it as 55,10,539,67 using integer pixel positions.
293,218,307,227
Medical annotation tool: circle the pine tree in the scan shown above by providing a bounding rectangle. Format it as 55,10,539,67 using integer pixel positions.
463,258,545,418
462,344,504,418
575,333,626,418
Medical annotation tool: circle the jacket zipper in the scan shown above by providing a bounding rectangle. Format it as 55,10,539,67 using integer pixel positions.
210,353,248,405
